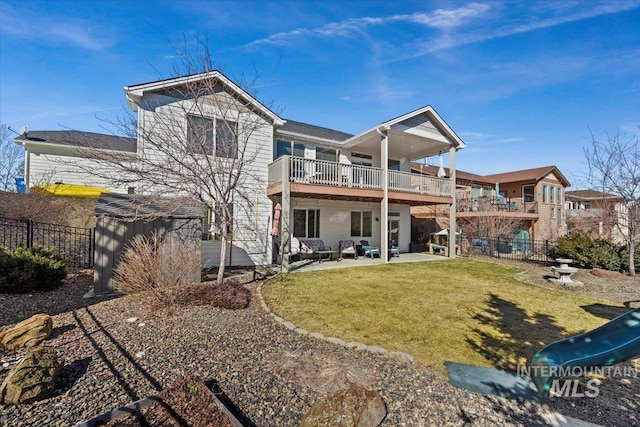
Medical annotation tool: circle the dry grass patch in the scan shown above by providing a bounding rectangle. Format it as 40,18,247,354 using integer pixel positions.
266,259,625,373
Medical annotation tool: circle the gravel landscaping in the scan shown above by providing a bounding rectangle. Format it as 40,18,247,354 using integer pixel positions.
0,269,638,426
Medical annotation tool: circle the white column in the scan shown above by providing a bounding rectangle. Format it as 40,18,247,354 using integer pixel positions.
381,130,389,262
281,156,291,270
449,146,457,258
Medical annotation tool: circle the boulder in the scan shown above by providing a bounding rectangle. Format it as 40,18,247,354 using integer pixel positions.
0,346,63,404
301,386,386,427
591,268,622,278
0,313,53,350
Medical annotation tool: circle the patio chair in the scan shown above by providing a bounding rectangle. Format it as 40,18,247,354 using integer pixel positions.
389,240,400,258
360,240,381,259
339,240,358,259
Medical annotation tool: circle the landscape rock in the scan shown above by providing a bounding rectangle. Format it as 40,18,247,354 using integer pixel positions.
300,386,386,427
0,313,52,350
0,346,64,404
591,268,622,278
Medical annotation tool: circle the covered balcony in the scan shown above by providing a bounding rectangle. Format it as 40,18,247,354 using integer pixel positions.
457,196,539,219
268,156,452,205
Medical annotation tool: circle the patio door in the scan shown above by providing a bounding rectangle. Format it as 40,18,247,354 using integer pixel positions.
388,219,399,248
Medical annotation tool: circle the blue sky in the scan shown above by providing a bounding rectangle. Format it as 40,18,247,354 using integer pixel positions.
1,0,639,186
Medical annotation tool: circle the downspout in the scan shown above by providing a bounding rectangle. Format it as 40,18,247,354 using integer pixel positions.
25,146,30,193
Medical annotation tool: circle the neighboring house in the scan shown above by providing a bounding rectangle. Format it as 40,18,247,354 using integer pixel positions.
14,70,466,268
13,131,136,194
411,165,570,242
565,190,629,244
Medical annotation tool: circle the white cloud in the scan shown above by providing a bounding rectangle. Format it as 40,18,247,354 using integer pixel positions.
248,3,490,47
458,131,494,140
402,1,640,59
393,3,491,29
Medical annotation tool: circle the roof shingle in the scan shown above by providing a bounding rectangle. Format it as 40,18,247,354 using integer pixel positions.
16,130,136,153
279,119,353,142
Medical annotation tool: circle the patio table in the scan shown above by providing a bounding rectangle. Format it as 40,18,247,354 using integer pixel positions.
316,250,339,263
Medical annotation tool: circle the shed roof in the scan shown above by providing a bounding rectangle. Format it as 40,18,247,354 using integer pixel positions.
94,194,203,220
410,163,494,184
15,130,136,153
279,119,353,142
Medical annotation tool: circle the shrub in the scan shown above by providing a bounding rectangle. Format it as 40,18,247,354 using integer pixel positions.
113,232,201,311
618,244,640,273
211,277,251,309
549,232,621,271
0,246,67,293
589,239,622,272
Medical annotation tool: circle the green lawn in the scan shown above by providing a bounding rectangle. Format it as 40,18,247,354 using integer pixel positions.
265,259,622,373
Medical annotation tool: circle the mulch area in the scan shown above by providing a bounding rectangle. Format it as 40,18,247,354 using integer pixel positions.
0,270,112,328
105,376,235,427
0,265,638,426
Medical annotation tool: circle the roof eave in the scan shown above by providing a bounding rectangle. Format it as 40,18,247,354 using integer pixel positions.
344,105,467,150
276,129,348,146
16,139,137,156
381,105,467,149
123,71,284,126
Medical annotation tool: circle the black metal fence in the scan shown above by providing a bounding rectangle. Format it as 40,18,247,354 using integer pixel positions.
0,217,94,270
466,236,556,265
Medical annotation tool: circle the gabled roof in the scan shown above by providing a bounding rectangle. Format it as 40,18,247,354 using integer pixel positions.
345,105,466,150
484,166,570,187
124,70,284,126
565,190,620,200
380,105,466,150
278,119,353,143
14,130,136,153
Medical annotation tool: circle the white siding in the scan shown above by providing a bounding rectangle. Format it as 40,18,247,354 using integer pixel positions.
27,146,129,193
137,90,275,267
392,114,448,142
202,241,257,268
290,198,412,253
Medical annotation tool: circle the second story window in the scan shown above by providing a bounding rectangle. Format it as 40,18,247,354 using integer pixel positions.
187,115,214,155
215,119,238,159
316,146,337,162
275,140,305,159
542,184,548,203
186,115,237,158
523,185,535,203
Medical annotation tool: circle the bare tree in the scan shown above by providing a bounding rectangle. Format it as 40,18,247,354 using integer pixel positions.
74,39,273,283
584,127,639,276
461,215,527,240
0,124,24,192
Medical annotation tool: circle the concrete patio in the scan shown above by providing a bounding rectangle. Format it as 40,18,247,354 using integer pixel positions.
285,252,449,273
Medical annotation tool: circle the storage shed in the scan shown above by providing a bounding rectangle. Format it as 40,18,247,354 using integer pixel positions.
92,194,203,295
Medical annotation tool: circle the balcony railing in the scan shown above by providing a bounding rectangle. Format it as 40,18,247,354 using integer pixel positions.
457,196,539,214
268,156,451,197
